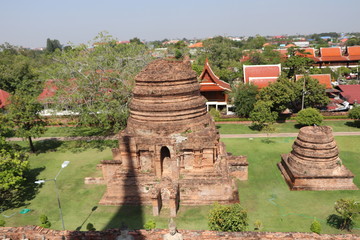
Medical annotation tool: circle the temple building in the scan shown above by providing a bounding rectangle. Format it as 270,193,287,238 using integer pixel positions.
90,59,248,216
278,126,357,191
243,64,281,89
198,59,232,114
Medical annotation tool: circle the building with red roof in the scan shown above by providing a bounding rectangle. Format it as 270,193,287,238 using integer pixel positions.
338,85,360,105
243,64,281,89
188,42,203,48
295,74,333,89
0,89,10,109
199,59,232,114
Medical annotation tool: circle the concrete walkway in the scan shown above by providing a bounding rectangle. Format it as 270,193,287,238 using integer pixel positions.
6,131,360,141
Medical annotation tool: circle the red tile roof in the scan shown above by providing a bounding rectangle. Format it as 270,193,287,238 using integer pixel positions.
0,89,10,108
199,59,231,92
38,80,58,102
347,46,360,61
295,74,332,89
338,84,360,104
319,47,348,62
243,64,281,89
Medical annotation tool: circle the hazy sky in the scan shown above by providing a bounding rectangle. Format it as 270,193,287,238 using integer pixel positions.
1,0,359,48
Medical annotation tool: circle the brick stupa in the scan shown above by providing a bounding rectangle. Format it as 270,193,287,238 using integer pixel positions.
278,126,357,190
91,59,248,216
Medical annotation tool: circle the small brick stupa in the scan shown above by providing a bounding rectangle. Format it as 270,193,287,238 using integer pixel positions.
93,59,248,216
278,126,357,190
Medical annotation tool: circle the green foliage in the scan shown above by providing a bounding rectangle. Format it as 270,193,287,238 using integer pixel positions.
296,108,323,126
232,83,258,117
283,55,314,79
253,220,262,231
144,219,156,230
349,106,360,127
39,214,51,228
0,219,5,227
46,38,62,53
6,91,47,152
346,37,360,46
246,45,282,65
46,32,153,134
86,222,96,231
209,108,221,119
243,35,266,49
329,199,360,231
250,101,278,130
0,137,29,210
208,203,248,232
310,219,322,234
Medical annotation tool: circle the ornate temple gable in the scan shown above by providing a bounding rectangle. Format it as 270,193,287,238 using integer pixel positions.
199,59,231,92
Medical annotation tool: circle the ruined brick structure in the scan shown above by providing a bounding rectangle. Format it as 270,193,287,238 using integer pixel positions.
91,59,248,216
278,126,357,190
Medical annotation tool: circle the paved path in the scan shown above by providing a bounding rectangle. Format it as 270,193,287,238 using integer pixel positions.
6,131,360,141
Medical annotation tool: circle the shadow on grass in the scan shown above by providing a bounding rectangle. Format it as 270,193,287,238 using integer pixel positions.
216,125,221,129
261,138,275,144
345,121,360,128
34,139,63,153
69,127,114,137
294,124,303,129
75,206,98,231
2,167,45,211
326,214,354,231
62,140,118,153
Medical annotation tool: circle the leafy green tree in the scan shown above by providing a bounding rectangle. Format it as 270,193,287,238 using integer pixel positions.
296,108,323,126
334,199,360,231
297,76,329,111
310,219,322,234
250,100,278,130
244,35,266,49
46,32,153,134
346,37,360,46
46,38,62,53
208,203,248,232
349,106,360,127
0,137,29,210
0,219,5,227
6,91,47,152
284,55,314,79
231,83,258,117
129,37,143,45
247,45,282,65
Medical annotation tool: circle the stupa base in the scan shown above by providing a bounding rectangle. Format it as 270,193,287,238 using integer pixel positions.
278,154,358,191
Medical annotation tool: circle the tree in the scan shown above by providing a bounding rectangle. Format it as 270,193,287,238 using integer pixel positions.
208,203,248,232
0,137,29,210
296,108,323,126
46,38,62,53
231,83,258,117
334,199,360,231
6,91,47,152
297,76,329,111
250,101,278,130
283,48,314,79
349,106,360,127
46,32,153,134
129,37,143,45
39,214,51,228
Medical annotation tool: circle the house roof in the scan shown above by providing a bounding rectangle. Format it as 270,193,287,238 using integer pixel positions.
38,80,58,102
338,84,360,104
199,59,231,92
0,89,10,108
295,74,333,89
188,42,203,48
319,47,348,62
347,46,360,61
243,64,281,89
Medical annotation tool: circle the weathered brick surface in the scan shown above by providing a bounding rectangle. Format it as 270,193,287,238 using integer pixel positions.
1,227,359,240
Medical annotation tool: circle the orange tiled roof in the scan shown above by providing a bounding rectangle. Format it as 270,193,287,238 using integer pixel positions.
347,46,360,61
295,74,332,89
199,59,231,92
319,47,348,62
189,42,203,48
38,80,58,102
243,64,281,89
0,89,10,108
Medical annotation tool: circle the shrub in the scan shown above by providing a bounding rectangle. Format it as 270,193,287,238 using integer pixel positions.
86,222,96,231
209,108,221,119
254,220,262,231
310,219,321,234
296,107,323,126
208,203,248,232
0,219,5,227
39,214,51,228
144,219,156,230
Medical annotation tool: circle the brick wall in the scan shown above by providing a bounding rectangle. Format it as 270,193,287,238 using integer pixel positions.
1,226,359,240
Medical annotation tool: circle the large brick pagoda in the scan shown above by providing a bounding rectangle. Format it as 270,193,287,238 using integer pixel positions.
278,126,357,191
93,59,248,216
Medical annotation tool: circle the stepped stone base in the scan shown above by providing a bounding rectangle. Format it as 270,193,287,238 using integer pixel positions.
278,154,358,191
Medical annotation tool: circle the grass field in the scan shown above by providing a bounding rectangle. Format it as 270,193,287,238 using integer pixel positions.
217,120,360,134
1,136,360,233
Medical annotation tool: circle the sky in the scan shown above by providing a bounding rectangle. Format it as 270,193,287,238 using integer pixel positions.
1,0,359,48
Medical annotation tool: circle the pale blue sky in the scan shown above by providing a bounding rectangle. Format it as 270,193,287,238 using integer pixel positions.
1,0,359,48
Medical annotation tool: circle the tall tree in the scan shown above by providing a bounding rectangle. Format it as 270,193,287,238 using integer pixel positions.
231,83,258,117
250,100,278,130
46,32,153,133
46,38,62,53
6,91,46,152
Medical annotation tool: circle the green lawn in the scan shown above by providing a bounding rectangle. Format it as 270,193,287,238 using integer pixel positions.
1,137,360,233
217,120,360,134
